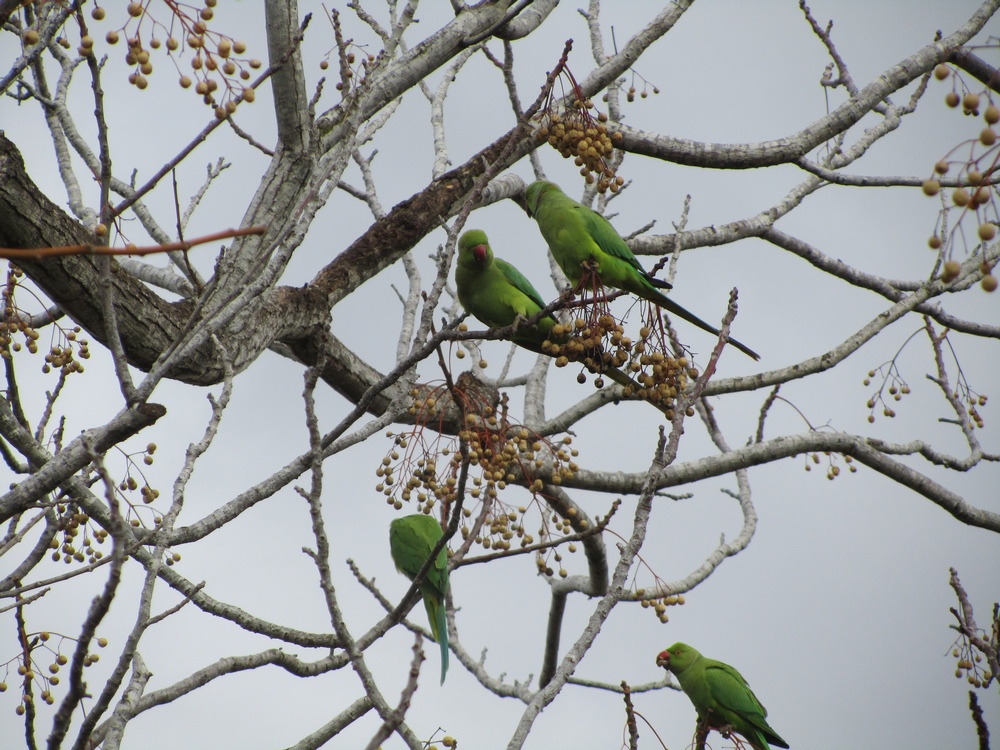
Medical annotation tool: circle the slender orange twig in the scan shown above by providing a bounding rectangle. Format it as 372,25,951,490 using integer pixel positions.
0,225,267,261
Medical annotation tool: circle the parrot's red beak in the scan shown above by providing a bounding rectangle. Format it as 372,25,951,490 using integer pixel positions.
655,651,669,668
472,244,488,263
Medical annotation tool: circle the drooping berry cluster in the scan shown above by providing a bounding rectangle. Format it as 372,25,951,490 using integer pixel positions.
862,362,912,423
802,452,856,480
50,507,108,566
539,281,696,417
1,631,109,715
536,100,625,194
636,588,686,624
925,65,999,292
2,266,90,375
378,384,579,554
16,3,263,118
952,645,995,689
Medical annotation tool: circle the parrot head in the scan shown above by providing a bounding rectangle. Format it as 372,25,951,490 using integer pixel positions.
457,229,493,268
523,180,559,217
657,642,698,674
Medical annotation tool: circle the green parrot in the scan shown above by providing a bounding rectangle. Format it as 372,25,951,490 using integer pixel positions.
456,229,558,353
656,642,789,750
523,181,760,361
389,514,450,684
456,228,641,392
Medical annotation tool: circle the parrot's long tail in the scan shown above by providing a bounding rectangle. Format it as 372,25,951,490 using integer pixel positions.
424,596,449,684
644,286,760,361
435,601,448,684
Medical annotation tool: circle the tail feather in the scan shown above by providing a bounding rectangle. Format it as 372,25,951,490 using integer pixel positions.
423,595,449,684
645,274,673,291
642,285,760,361
745,717,789,750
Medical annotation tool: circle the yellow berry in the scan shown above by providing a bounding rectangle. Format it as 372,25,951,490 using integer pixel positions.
986,105,1000,124
945,92,960,108
952,188,970,207
933,64,950,81
980,128,996,146
978,223,996,241
921,179,940,196
928,235,942,249
983,275,998,292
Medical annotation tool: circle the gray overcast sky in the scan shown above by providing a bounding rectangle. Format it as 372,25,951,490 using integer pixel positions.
1,2,998,748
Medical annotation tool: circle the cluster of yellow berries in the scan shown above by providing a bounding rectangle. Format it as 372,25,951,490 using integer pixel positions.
536,100,625,193
620,336,693,417
2,633,108,714
463,503,558,556
624,83,660,103
1,267,91,374
542,300,694,417
50,508,108,566
42,332,90,375
378,417,576,503
927,66,998,292
532,506,602,577
636,588,686,624
863,366,912,423
116,443,159,501
20,2,261,118
1,270,38,359
383,392,574,502
952,647,994,689
109,443,176,555
379,404,581,554
966,392,989,430
803,452,857,480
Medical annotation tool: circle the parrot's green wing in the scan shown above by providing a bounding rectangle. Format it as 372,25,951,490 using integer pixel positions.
578,203,659,279
705,662,789,750
494,257,548,312
389,514,450,684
